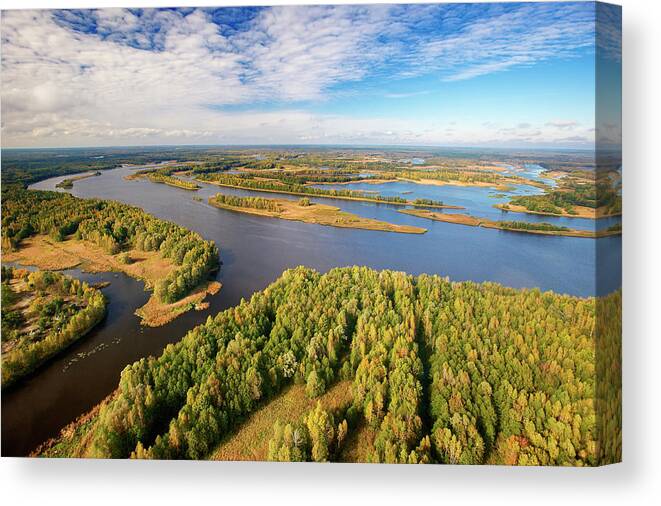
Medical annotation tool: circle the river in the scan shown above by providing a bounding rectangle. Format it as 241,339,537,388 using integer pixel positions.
1,165,621,455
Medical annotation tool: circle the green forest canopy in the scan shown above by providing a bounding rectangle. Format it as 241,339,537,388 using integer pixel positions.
44,266,620,466
1,188,219,304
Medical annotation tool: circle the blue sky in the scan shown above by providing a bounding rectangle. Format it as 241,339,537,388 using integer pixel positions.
0,2,621,148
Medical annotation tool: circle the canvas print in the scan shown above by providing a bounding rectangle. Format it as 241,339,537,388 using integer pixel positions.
0,2,621,465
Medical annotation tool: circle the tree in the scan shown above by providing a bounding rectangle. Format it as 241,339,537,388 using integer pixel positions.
305,369,325,398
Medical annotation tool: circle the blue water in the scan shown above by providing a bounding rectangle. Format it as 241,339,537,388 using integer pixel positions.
311,179,620,232
503,163,559,188
32,166,620,297
3,165,621,456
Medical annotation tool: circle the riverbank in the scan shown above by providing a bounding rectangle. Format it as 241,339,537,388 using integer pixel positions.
32,390,118,458
208,195,427,234
494,202,622,219
2,235,219,326
199,178,463,210
399,209,621,238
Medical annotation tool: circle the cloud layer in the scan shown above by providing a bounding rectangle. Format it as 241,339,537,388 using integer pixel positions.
1,3,610,147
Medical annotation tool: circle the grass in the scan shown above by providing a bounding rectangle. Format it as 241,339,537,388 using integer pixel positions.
209,195,428,235
135,280,221,327
2,235,219,326
337,419,378,463
38,378,370,461
210,380,353,462
397,176,514,192
401,210,482,227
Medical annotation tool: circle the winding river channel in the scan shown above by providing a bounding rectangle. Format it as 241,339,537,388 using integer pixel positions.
1,166,621,456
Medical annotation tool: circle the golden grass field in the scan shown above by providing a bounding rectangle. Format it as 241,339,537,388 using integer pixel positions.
2,235,220,326
210,380,354,462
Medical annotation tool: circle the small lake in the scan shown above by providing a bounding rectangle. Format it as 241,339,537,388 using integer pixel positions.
1,166,621,455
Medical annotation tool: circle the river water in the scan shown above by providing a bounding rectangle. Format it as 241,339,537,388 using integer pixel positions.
1,166,621,456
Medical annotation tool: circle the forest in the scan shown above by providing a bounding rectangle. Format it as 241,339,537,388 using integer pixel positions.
1,188,219,305
212,168,363,185
508,183,622,216
209,194,282,212
39,266,620,466
1,267,107,388
145,172,200,191
496,221,570,232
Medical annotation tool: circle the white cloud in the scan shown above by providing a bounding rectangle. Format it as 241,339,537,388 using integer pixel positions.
413,3,595,81
546,120,580,129
1,5,600,148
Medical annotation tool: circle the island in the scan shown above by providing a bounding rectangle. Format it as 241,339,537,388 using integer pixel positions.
126,169,200,190
55,171,102,189
494,171,622,219
208,194,427,234
399,209,622,238
1,267,107,388
494,200,620,219
197,173,463,210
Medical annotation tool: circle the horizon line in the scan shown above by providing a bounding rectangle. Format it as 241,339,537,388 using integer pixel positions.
1,143,600,153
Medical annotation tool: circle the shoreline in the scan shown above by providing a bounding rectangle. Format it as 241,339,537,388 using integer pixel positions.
399,209,622,238
494,202,622,220
2,235,220,327
208,196,427,234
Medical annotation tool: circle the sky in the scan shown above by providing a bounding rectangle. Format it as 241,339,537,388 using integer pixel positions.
0,2,621,149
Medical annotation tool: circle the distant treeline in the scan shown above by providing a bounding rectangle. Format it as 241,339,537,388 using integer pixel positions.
145,172,200,190
219,169,362,185
1,188,219,304
198,173,411,205
48,266,620,465
496,221,570,232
